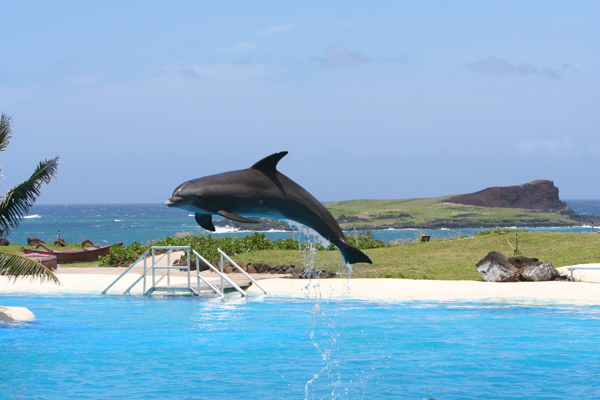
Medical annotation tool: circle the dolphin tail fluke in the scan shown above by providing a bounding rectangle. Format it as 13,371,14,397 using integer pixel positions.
338,242,372,264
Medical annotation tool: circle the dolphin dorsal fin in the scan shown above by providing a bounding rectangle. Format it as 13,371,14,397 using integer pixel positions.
251,151,288,171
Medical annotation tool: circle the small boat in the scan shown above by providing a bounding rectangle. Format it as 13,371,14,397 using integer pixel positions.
22,240,123,263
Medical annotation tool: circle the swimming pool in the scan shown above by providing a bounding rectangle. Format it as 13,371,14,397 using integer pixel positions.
2,294,599,399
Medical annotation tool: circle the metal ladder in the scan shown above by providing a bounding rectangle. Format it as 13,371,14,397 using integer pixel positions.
101,246,267,297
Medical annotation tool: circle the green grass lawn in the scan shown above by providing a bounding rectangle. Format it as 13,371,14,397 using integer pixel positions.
239,231,600,281
6,231,599,280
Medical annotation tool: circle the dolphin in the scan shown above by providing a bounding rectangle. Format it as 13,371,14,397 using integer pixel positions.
165,151,372,264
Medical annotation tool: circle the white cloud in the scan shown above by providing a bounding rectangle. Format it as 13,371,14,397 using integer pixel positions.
515,138,572,155
465,56,573,79
465,56,537,77
383,52,408,63
228,42,256,51
312,43,369,68
256,24,292,37
59,75,103,85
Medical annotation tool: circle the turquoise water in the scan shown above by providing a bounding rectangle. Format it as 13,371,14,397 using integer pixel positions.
9,200,600,246
2,294,600,399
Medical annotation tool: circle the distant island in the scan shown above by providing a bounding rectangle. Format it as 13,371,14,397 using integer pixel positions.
214,180,600,231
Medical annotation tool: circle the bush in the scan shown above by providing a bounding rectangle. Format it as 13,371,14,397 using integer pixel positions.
99,231,388,267
475,229,529,237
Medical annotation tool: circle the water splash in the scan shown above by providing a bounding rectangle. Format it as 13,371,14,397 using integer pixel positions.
284,220,352,399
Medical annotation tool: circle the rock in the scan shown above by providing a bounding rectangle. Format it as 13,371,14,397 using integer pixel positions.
27,236,45,246
0,306,35,322
475,251,520,282
508,256,540,269
447,180,572,213
0,238,9,246
254,263,270,273
224,263,235,274
247,264,257,274
520,261,557,281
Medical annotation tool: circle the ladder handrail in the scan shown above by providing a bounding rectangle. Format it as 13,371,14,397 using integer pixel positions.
102,246,263,297
101,249,150,294
192,250,246,297
195,256,224,297
126,249,174,295
218,248,268,294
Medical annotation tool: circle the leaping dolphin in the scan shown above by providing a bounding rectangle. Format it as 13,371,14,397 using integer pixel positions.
165,151,372,264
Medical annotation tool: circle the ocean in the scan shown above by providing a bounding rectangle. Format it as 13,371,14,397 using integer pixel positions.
7,199,600,246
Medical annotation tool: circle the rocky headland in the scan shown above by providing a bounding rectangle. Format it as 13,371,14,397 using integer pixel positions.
213,180,599,231
447,180,572,212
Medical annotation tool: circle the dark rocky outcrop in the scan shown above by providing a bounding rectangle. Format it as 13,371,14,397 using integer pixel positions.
520,261,557,281
475,251,520,282
175,257,337,279
232,262,338,279
447,180,573,213
0,238,9,246
476,252,558,282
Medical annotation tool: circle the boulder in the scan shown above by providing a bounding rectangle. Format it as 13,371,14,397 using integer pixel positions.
507,256,540,269
0,306,35,322
223,263,235,274
254,263,271,273
520,261,557,281
476,251,520,282
0,238,9,246
27,236,45,246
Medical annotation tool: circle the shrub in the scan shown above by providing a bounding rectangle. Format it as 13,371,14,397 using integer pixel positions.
98,231,387,267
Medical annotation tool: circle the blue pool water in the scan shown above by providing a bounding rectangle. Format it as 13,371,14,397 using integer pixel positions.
2,294,600,399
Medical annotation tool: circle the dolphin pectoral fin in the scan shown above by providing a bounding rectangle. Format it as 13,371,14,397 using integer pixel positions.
217,210,259,224
250,151,288,171
195,213,216,231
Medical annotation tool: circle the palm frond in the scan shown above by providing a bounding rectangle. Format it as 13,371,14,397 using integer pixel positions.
0,251,60,284
0,113,12,152
0,156,60,235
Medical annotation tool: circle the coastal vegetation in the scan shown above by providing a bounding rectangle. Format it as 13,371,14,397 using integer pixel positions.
14,230,598,281
94,233,387,267
325,196,579,230
0,113,60,283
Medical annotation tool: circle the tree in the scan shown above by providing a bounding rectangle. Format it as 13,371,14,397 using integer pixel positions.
0,113,60,284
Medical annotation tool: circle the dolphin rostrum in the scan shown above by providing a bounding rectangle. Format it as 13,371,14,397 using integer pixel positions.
165,151,372,264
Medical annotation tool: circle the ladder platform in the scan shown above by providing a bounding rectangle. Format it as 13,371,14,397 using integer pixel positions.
148,280,253,296
102,246,267,297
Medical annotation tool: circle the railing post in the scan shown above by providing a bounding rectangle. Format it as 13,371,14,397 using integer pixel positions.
151,248,156,293
166,250,171,286
219,252,224,293
186,247,191,291
142,255,147,294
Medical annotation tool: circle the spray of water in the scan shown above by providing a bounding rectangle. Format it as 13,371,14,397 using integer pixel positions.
283,220,354,399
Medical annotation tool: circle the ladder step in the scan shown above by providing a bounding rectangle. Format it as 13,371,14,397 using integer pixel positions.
152,286,195,292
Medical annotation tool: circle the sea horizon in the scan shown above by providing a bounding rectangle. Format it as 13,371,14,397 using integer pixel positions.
7,200,600,247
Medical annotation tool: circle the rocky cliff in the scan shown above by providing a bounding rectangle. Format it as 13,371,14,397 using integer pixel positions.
446,180,573,213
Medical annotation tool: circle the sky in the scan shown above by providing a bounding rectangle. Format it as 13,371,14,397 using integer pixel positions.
1,1,599,204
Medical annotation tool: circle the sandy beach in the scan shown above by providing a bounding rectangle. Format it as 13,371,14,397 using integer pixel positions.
1,263,599,305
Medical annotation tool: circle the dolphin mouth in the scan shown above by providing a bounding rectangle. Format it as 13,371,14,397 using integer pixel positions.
165,197,186,207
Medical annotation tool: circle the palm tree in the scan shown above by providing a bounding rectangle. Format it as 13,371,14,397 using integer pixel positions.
0,113,60,284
